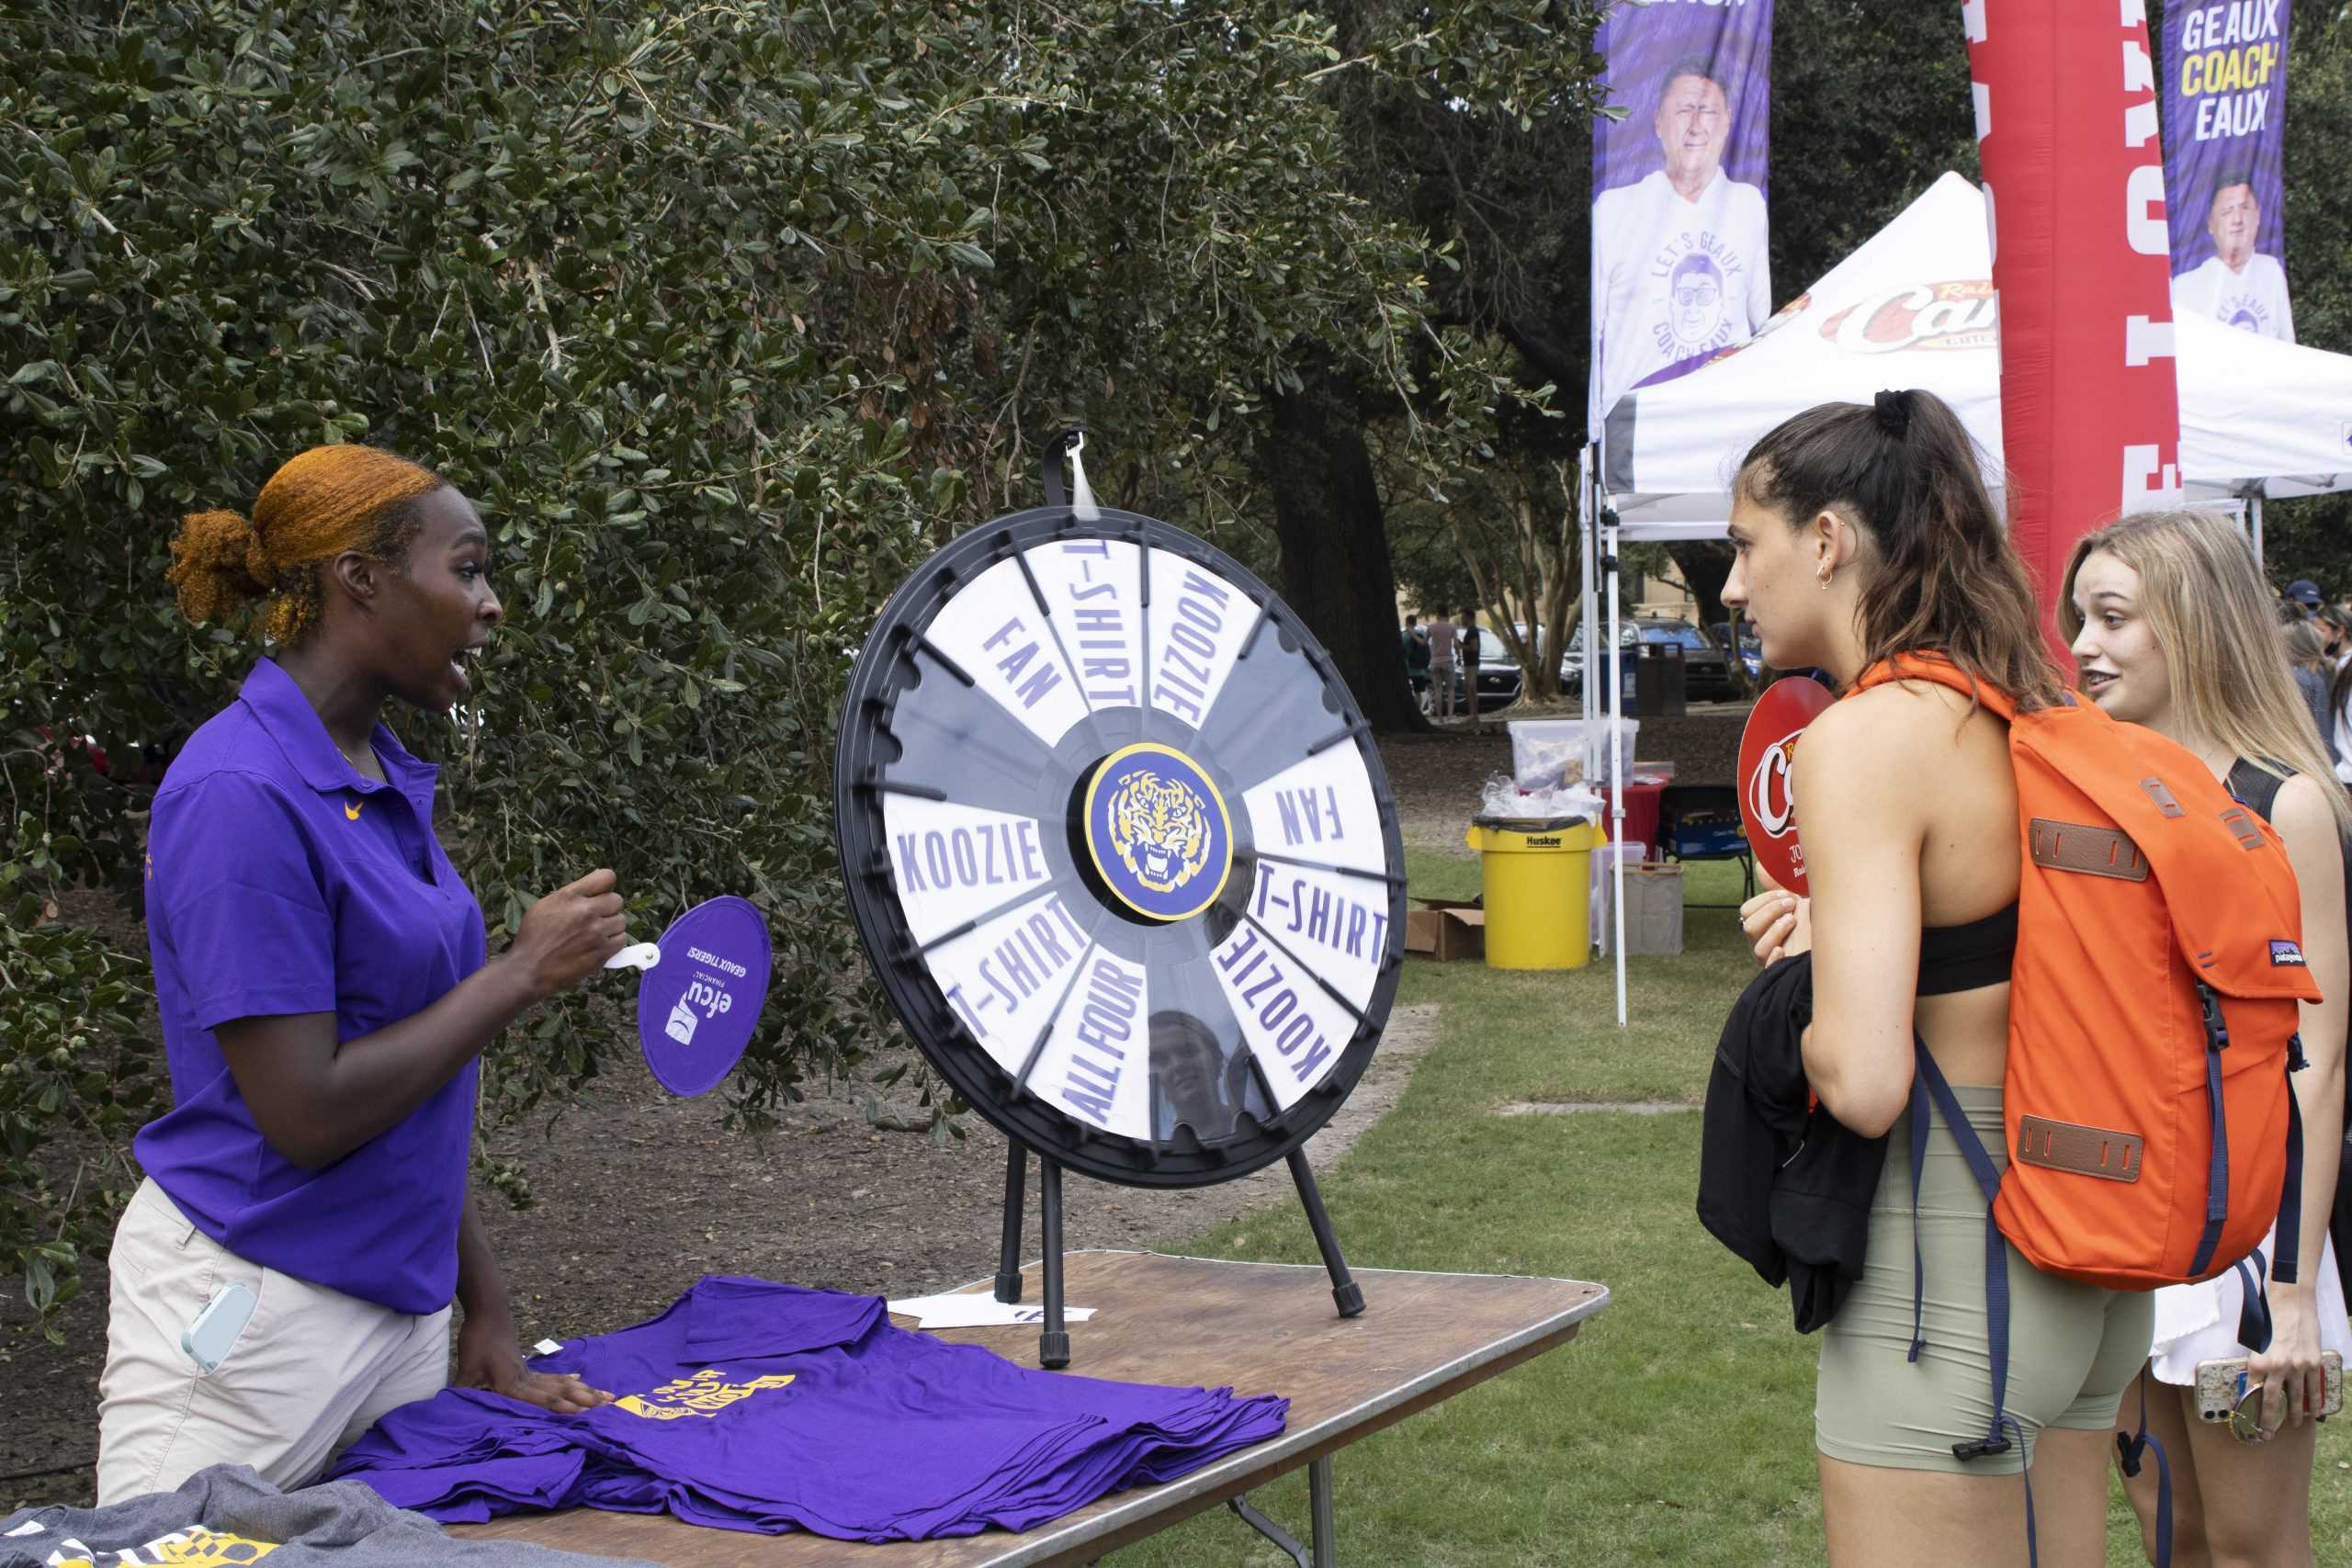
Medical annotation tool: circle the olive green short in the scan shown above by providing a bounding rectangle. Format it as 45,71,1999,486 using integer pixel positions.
1815,1082,2154,1476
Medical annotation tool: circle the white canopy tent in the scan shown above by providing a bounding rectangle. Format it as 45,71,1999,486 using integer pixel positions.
1578,170,2352,1021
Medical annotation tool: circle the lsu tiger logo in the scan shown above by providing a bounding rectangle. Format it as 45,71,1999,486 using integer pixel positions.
1107,770,1212,894
1084,742,1233,921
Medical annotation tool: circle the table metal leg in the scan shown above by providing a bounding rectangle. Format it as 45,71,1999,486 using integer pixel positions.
1227,1458,1336,1567
1226,1495,1309,1567
1309,1456,1334,1566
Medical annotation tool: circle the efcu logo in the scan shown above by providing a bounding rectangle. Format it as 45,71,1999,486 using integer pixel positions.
1819,280,1996,355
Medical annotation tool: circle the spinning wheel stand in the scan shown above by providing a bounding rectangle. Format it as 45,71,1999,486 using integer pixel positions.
990,1135,1364,1370
833,441,1405,1411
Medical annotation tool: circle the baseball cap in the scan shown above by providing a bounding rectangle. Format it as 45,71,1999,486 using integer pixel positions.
2287,580,2323,606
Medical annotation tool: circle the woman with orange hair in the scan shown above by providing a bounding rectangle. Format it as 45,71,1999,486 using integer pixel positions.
96,446,629,1503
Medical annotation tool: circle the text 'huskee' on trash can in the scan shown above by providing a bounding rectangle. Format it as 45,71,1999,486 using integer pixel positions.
1462,813,1599,970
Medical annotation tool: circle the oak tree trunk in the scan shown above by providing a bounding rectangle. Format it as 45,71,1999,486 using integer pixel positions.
1262,371,1427,734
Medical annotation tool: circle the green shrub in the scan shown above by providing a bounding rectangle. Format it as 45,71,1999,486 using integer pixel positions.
1,0,1454,1325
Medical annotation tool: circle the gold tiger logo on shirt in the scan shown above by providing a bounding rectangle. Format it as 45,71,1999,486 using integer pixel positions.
611,1367,796,1421
43,1527,277,1566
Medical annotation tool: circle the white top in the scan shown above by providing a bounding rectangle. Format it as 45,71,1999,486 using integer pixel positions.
1590,167,1772,423
2150,1225,2352,1385
2173,252,2296,343
2335,687,2352,786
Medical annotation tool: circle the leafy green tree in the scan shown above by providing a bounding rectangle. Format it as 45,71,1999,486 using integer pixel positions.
0,0,1452,1325
2256,9,2352,592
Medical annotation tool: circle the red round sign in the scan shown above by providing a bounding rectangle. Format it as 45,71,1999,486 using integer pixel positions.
1737,677,1835,895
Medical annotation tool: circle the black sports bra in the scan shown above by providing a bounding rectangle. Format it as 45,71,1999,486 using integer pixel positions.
1917,902,2018,997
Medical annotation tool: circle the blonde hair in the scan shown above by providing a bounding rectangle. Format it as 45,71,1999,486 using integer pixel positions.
2060,510,2352,831
167,446,446,645
2283,618,2329,673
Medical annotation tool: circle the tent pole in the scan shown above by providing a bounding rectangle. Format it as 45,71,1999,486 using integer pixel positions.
1606,518,1628,1029
1578,445,1596,728
2251,492,2266,570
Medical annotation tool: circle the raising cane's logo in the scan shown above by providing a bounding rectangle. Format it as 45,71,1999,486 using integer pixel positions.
1747,733,1800,841
1745,732,1808,884
1818,280,1997,355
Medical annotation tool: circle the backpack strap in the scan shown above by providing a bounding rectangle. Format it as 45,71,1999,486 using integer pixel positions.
1909,1039,2015,1458
1910,1039,2041,1565
1849,652,2021,721
2218,761,2309,1297
2115,1370,2177,1568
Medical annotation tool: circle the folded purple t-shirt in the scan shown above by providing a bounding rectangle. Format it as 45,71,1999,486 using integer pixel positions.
330,1276,1287,1541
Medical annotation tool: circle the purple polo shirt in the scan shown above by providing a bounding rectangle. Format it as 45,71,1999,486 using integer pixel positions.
134,658,487,1314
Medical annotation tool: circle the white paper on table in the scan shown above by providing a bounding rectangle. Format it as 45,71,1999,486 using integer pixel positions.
885,1292,1099,1329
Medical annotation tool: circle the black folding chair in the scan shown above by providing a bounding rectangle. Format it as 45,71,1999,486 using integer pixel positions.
1656,784,1755,907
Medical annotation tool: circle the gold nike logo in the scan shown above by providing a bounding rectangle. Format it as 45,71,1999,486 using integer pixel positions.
345,801,364,821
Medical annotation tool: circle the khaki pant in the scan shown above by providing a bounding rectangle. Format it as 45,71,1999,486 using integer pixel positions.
96,1178,451,1505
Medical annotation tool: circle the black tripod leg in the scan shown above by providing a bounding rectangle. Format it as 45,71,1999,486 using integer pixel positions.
1287,1147,1365,1317
1039,1156,1070,1368
994,1138,1027,1303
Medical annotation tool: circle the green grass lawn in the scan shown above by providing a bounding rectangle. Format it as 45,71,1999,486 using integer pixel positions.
1111,854,2352,1565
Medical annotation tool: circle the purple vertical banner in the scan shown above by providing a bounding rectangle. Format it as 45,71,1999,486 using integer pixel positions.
2163,0,2293,341
1588,0,1774,434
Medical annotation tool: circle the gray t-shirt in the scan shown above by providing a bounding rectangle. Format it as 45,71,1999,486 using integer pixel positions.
1,1466,655,1568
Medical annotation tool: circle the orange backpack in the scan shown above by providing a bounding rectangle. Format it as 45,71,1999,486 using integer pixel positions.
1849,655,2315,1483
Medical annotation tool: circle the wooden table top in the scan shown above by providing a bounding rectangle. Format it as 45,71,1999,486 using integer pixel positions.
452,1249,1609,1567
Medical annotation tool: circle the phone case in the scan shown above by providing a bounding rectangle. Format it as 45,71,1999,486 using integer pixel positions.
2194,1349,2344,1421
181,1280,257,1374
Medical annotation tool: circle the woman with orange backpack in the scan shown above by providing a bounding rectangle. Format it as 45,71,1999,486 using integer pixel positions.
2062,511,2350,1568
1725,389,2157,1565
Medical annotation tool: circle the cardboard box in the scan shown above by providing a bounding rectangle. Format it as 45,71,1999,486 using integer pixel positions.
1406,897,1486,962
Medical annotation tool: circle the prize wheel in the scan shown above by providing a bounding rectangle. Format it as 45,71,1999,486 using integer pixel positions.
835,508,1406,1189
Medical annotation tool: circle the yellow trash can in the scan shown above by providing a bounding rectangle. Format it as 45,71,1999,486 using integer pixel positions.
1462,813,1600,970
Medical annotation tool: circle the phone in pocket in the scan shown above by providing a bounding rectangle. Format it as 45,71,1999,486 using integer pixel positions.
181,1280,256,1374
2194,1349,2344,1426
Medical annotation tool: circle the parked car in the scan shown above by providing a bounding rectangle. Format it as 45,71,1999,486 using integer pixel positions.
1563,617,1735,702
1712,621,1766,683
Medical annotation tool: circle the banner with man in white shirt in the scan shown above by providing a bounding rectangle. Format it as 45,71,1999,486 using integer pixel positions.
2163,0,2294,341
1588,0,1773,433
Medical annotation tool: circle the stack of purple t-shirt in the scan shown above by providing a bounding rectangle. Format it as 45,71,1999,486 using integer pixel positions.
329,1276,1287,1541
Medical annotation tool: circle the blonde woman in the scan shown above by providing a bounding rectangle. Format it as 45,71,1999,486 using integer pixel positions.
2063,511,2351,1568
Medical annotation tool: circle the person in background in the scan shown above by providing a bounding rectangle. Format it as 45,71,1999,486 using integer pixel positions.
1729,389,2145,1564
98,446,628,1504
2286,619,2339,767
1426,605,1459,720
2316,606,2351,668
1460,609,1483,728
2063,510,2349,1568
1402,612,1431,707
2334,634,2352,789
2284,579,2324,620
